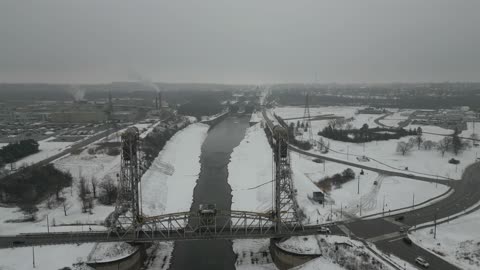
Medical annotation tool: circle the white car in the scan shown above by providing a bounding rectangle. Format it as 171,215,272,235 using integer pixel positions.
415,256,429,268
317,226,331,234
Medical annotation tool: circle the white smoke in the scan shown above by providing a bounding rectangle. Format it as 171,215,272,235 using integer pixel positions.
68,85,86,101
128,71,160,92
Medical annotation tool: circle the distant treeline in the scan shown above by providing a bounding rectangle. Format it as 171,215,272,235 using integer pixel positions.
0,139,39,164
319,125,419,143
271,88,480,110
177,95,225,119
0,83,237,102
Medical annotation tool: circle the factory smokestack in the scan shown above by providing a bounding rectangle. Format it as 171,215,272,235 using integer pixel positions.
158,91,162,109
155,95,159,109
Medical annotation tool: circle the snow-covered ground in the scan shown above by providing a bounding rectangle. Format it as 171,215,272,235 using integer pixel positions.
410,207,480,270
0,140,121,235
144,242,175,270
0,243,95,270
233,239,277,270
0,119,199,269
141,123,209,216
283,235,397,270
229,123,273,212
290,151,448,223
88,242,137,263
273,106,480,180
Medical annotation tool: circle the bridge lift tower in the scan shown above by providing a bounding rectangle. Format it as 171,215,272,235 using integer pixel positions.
272,126,303,232
113,127,143,229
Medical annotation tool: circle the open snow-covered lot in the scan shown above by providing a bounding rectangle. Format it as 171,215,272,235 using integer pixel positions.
0,243,95,270
290,151,448,223
274,106,479,180
410,207,480,270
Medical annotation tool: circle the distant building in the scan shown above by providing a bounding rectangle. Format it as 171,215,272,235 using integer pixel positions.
49,111,107,123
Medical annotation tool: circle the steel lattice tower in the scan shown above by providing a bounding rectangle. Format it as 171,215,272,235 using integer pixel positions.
115,127,142,227
272,126,303,232
302,92,313,144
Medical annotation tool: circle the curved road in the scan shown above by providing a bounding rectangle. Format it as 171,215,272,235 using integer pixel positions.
264,108,480,269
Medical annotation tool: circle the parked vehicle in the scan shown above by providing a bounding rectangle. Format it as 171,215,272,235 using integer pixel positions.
395,215,405,221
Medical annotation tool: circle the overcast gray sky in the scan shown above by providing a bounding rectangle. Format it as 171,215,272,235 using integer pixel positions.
0,1,479,84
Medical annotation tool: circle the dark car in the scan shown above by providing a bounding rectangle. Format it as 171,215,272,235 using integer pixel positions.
403,237,412,245
394,215,405,221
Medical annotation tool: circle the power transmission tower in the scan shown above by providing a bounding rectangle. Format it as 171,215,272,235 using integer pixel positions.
302,91,313,144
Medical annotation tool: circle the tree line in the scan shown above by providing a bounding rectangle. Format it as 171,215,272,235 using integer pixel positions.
0,139,39,163
319,123,419,143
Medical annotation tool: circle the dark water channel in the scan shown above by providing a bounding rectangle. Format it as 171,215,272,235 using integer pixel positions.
169,116,250,270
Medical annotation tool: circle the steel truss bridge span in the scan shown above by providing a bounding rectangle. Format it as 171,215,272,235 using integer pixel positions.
4,210,323,248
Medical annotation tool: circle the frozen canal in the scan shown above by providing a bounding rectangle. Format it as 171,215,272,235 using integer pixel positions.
169,116,250,270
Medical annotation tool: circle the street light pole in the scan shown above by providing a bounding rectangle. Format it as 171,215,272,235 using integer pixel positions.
412,193,415,209
32,246,35,268
357,175,360,194
382,195,385,216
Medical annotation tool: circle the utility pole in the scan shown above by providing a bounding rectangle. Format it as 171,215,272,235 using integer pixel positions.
357,175,360,194
433,214,437,239
340,203,343,219
359,198,362,216
412,193,415,209
46,214,49,233
382,195,385,216
32,246,35,268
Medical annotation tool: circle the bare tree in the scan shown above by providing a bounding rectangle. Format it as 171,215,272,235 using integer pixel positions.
91,177,97,199
437,138,448,157
396,141,413,155
62,199,71,216
422,140,436,150
415,134,424,149
99,176,118,205
78,177,92,213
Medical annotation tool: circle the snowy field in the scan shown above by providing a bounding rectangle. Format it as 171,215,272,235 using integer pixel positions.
229,123,273,212
0,243,95,270
282,235,399,270
273,106,480,180
141,123,209,215
290,151,448,223
410,207,480,270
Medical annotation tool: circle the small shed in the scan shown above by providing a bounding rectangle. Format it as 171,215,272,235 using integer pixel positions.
312,191,325,203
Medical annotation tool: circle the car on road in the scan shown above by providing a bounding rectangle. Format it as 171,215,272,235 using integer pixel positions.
415,256,429,268
403,237,412,245
317,226,331,234
394,215,405,221
399,227,405,233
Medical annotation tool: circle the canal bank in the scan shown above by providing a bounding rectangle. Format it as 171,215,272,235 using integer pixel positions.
169,115,250,270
